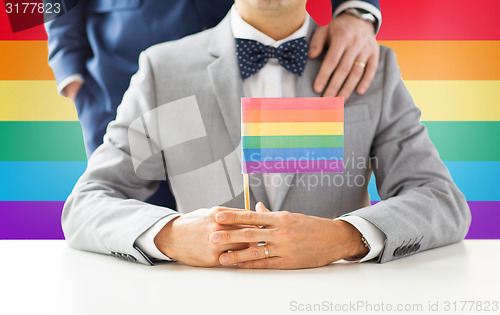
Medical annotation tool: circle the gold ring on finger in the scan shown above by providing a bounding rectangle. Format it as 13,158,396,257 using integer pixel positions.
263,244,269,258
354,61,366,68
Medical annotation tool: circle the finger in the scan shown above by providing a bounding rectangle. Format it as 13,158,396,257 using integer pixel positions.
210,227,270,245
220,242,255,253
255,202,270,213
323,48,358,97
219,244,272,265
217,224,261,231
237,257,283,269
356,54,378,95
308,25,328,59
313,40,346,94
211,206,247,213
337,56,368,100
215,209,275,226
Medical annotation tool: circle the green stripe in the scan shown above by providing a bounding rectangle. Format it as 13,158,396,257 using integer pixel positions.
423,121,500,161
242,135,344,149
0,122,86,161
0,121,497,162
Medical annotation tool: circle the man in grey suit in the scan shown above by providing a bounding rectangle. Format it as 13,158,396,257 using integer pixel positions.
63,0,471,269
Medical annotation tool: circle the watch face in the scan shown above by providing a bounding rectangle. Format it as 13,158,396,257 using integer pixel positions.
356,8,371,14
350,8,376,22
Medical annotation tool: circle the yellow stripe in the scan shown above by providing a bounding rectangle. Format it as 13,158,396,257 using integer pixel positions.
0,81,78,121
1,80,498,122
405,80,500,121
243,122,344,136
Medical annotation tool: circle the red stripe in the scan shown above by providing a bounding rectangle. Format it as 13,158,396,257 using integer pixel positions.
242,110,344,123
378,0,500,40
2,1,499,41
242,97,344,111
0,2,48,41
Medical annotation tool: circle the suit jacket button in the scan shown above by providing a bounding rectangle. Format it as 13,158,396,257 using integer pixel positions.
401,246,409,255
393,247,401,257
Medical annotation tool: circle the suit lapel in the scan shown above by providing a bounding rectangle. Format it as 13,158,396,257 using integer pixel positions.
206,15,269,208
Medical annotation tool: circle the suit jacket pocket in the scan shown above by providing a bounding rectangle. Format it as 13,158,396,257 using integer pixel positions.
88,0,142,13
344,103,371,124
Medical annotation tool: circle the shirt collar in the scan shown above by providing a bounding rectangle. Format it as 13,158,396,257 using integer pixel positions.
230,5,310,48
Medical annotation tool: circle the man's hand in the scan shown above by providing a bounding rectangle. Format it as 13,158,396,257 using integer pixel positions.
61,81,83,102
309,13,379,100
211,203,369,269
153,207,257,267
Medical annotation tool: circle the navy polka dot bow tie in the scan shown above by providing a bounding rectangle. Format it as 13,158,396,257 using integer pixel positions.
235,37,308,79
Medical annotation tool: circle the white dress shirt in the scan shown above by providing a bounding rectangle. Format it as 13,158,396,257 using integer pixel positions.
136,5,385,263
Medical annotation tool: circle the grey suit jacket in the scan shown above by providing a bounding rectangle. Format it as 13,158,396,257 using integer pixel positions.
63,13,471,265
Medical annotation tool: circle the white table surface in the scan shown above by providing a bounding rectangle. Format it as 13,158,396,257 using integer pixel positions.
0,240,499,315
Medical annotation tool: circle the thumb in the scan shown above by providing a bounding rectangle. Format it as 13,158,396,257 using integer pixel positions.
308,25,328,59
255,202,271,213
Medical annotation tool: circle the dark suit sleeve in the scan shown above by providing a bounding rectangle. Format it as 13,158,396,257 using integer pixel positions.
44,0,90,86
344,47,471,263
332,0,380,13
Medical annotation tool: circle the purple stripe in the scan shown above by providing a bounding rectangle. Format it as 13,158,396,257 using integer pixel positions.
370,201,500,239
243,160,344,174
0,201,64,239
0,201,498,239
464,201,500,239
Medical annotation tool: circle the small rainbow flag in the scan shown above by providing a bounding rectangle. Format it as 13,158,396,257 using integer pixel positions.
241,97,344,174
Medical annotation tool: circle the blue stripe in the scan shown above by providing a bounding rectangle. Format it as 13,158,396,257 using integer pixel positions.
1,161,498,201
0,162,87,201
368,161,500,202
243,147,344,162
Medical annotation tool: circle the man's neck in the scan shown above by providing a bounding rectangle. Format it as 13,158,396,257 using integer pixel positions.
235,2,307,41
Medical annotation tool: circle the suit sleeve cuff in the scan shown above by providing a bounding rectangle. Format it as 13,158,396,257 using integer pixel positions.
57,74,85,95
135,214,181,261
337,215,385,262
333,0,382,34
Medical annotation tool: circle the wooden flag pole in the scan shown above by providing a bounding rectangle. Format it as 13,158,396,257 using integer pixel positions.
243,173,250,211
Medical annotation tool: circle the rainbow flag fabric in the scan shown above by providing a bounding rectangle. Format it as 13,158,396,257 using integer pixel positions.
241,97,344,174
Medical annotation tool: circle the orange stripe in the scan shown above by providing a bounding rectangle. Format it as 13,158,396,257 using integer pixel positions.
1,41,498,81
378,40,500,80
0,41,54,80
243,110,343,123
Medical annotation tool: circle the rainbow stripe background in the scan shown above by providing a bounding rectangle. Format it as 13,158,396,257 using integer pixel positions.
242,97,344,174
1,0,499,239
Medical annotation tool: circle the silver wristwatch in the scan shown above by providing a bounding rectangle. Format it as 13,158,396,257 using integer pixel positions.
341,8,378,31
